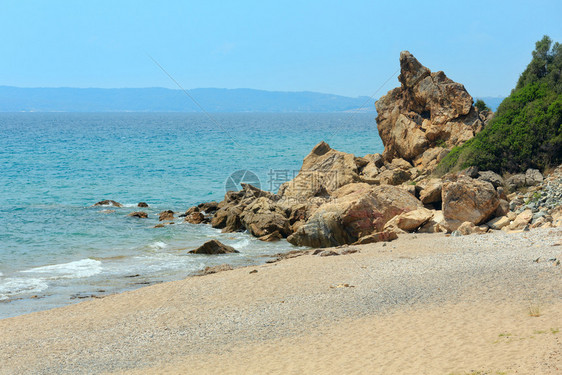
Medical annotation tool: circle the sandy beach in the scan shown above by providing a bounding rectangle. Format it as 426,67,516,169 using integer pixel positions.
1,228,561,374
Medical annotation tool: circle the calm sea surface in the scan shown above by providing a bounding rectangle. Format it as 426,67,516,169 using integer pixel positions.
0,112,383,318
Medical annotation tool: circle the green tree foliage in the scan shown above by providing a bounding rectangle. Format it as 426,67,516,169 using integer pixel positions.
437,36,562,174
474,99,490,112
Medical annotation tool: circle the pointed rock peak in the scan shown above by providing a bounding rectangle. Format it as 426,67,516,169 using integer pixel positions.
398,51,430,89
311,141,331,156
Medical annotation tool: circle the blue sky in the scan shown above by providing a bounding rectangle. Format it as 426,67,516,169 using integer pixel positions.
1,0,561,97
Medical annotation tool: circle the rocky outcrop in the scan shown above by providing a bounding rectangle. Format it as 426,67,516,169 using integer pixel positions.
277,141,360,204
286,183,421,247
442,176,499,225
375,51,486,168
137,202,149,208
240,197,290,237
189,240,239,255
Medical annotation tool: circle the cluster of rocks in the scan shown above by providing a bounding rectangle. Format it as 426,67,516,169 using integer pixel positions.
99,51,562,252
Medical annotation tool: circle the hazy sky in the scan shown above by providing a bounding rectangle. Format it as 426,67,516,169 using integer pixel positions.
1,0,561,97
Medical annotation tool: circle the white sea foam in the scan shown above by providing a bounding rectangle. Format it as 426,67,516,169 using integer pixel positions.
232,238,250,249
20,258,102,279
149,241,168,250
0,278,48,300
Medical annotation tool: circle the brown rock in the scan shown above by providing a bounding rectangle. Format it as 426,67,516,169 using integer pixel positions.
128,211,148,218
287,183,421,247
184,212,206,224
375,51,483,165
353,231,398,245
508,209,533,230
455,221,488,235
383,207,433,232
418,178,443,205
240,197,289,237
442,176,500,225
377,169,412,186
277,141,360,202
93,200,123,207
487,216,510,230
189,240,239,255
158,210,174,221
198,201,219,214
495,199,510,217
137,202,149,208
258,231,283,242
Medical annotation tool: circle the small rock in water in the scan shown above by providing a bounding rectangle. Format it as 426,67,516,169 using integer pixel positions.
158,210,174,221
93,200,123,207
189,240,239,255
128,211,148,218
138,202,149,208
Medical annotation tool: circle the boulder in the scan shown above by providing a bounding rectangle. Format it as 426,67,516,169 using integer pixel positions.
487,216,510,230
184,211,206,224
455,221,488,236
189,240,239,255
508,209,533,230
258,231,283,242
128,211,148,218
417,210,446,233
477,171,504,188
442,176,500,225
377,169,411,186
495,199,510,217
418,178,443,204
240,197,290,237
383,207,434,232
287,183,421,248
211,184,273,232
277,141,360,202
506,174,526,190
158,210,174,221
525,169,543,186
386,158,413,170
375,51,484,165
137,202,149,208
93,200,122,207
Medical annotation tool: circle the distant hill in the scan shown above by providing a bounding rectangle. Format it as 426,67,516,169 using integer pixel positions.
0,86,375,113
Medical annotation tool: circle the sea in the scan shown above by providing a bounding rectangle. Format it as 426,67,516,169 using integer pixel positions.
0,112,383,319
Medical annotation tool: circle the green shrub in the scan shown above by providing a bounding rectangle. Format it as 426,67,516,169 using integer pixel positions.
437,36,562,175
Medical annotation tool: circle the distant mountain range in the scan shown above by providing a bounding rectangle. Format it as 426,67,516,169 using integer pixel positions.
0,86,375,113
0,86,504,113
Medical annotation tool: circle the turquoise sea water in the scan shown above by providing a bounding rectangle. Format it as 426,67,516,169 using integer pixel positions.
0,112,383,318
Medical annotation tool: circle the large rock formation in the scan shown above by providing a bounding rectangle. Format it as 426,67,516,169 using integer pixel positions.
375,51,487,168
286,183,421,247
442,175,500,226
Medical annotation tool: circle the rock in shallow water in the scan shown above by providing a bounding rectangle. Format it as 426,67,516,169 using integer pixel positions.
93,200,122,207
189,240,239,255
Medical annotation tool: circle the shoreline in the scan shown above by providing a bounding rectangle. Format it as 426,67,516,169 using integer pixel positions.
1,228,560,374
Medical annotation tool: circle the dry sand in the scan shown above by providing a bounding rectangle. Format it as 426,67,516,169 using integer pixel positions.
0,228,561,374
